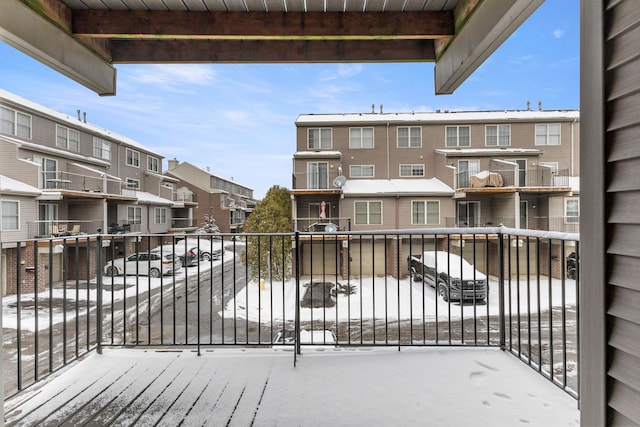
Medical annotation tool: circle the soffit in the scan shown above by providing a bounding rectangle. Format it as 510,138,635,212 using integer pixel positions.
1,0,543,95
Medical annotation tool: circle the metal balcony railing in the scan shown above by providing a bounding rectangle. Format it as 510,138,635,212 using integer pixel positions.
1,227,580,404
26,219,103,238
170,218,198,228
456,169,570,190
293,217,351,232
173,192,197,203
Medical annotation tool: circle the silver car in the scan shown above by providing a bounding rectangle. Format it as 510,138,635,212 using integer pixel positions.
104,252,181,277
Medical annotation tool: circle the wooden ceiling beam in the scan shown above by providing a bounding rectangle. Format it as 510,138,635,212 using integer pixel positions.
109,39,436,63
72,10,453,39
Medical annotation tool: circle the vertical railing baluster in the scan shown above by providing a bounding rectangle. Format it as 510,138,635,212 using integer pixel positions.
96,235,103,355
294,231,300,364
498,229,506,351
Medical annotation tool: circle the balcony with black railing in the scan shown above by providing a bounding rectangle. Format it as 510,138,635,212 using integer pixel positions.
456,169,571,190
2,227,580,424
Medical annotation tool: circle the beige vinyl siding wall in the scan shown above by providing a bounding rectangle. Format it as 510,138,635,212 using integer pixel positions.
595,0,640,424
0,196,37,241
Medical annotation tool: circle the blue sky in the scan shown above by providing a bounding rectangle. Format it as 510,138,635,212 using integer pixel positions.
0,0,578,199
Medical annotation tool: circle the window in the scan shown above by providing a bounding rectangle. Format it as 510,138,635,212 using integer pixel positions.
412,200,440,225
308,128,332,149
155,207,167,224
457,160,480,188
565,198,579,224
93,137,111,160
485,124,511,146
535,124,561,145
1,201,19,231
126,148,140,167
0,106,31,138
126,178,140,189
349,127,374,149
354,201,382,225
127,206,142,224
350,165,375,178
445,126,470,147
307,162,328,189
147,156,160,173
400,164,424,177
539,162,559,173
397,127,422,148
458,201,480,227
56,125,80,151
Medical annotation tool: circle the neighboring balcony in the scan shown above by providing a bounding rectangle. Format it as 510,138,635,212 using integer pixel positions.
26,219,103,238
291,170,344,194
173,192,197,203
293,217,351,232
170,217,198,228
39,170,137,198
456,169,570,191
445,216,579,232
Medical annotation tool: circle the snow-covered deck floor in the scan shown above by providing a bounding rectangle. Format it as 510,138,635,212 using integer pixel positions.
5,347,579,426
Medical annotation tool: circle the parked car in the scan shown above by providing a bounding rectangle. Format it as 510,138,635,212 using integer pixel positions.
104,252,181,277
566,252,578,280
408,251,487,302
151,238,223,267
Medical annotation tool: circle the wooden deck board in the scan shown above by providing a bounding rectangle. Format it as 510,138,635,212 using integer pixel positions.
4,347,580,427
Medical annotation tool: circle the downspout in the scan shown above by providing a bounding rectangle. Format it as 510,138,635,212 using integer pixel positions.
386,122,390,179
571,118,577,176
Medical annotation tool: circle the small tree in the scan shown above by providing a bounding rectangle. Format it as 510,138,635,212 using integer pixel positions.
201,208,220,234
243,186,292,280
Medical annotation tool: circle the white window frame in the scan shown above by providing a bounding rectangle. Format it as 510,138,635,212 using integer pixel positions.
535,123,561,146
0,106,32,139
93,137,111,160
411,200,440,225
126,178,140,189
350,165,375,178
1,200,20,231
565,198,580,224
399,164,425,177
126,148,140,167
354,201,382,225
349,127,374,149
56,125,80,151
485,124,511,146
307,128,332,149
397,126,422,148
127,206,142,225
445,125,470,147
147,156,160,173
539,162,559,173
154,207,167,224
307,162,329,189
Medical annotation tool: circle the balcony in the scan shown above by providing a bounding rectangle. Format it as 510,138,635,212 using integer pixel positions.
293,217,351,232
26,219,103,238
2,228,580,424
170,217,198,229
456,169,570,191
173,192,197,203
445,216,579,232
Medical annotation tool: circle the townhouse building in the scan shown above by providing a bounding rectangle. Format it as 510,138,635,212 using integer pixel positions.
292,107,580,277
166,159,256,234
0,89,190,295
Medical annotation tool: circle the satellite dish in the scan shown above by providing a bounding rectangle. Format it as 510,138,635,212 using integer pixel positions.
333,175,346,188
324,223,338,233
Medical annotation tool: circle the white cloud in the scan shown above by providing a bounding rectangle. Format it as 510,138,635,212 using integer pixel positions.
553,29,565,38
320,64,363,81
125,64,217,89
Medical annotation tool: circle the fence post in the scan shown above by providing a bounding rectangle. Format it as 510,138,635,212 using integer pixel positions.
294,231,301,365
96,234,103,355
498,228,506,351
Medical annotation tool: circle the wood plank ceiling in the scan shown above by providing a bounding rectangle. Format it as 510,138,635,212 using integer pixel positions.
47,0,459,64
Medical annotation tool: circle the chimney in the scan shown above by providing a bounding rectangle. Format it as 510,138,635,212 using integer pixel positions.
538,101,542,111
83,112,87,123
77,109,81,121
380,104,383,114
371,104,375,114
167,158,179,170
526,101,531,110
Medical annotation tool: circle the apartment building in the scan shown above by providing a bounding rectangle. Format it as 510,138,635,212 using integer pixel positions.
0,89,186,294
166,159,256,234
292,107,580,277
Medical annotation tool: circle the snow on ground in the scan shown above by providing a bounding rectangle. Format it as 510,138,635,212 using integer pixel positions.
222,275,577,324
1,250,234,332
